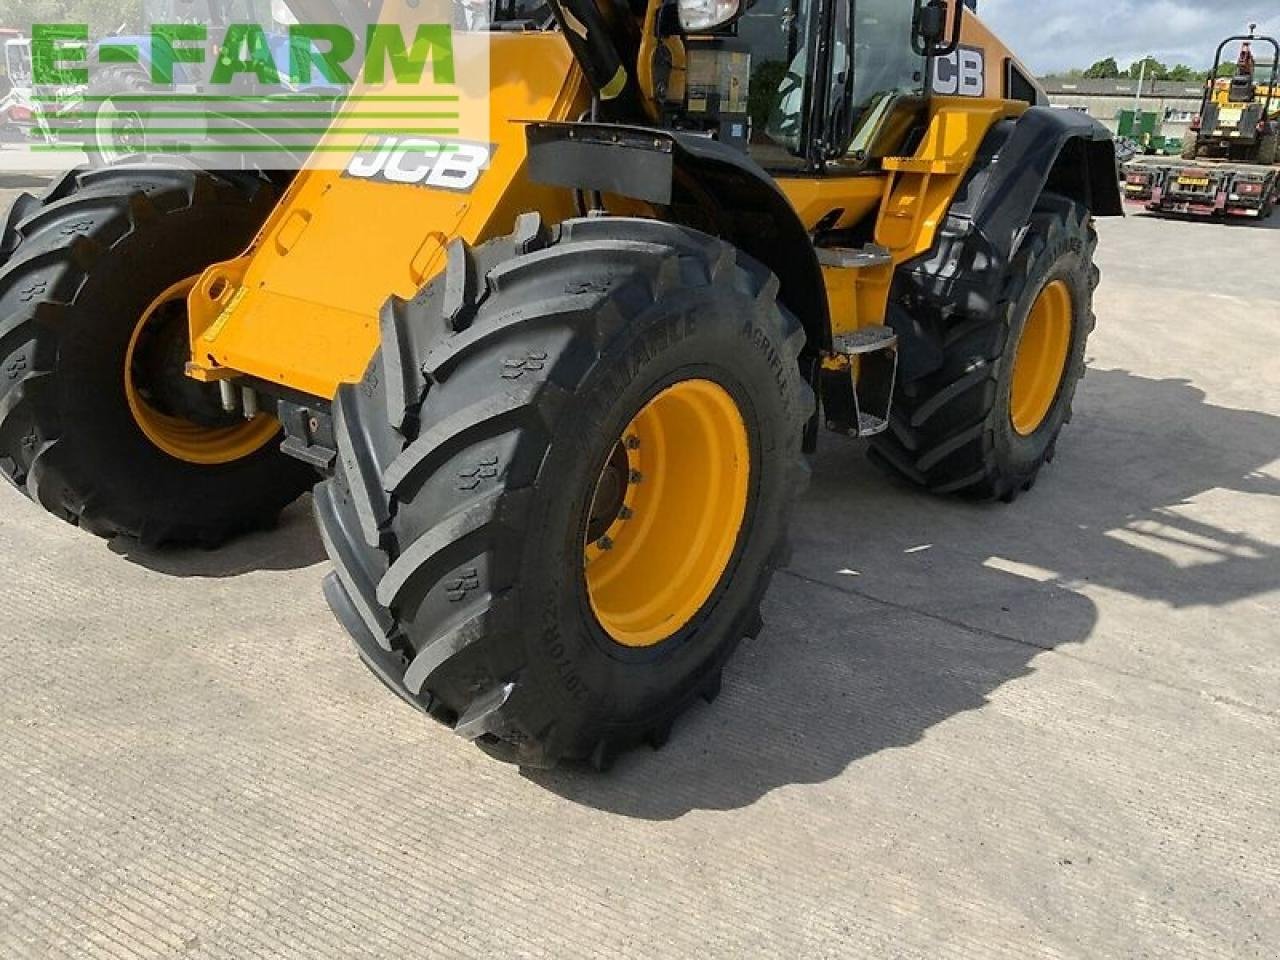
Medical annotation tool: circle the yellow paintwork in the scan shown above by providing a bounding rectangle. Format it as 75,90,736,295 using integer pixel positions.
821,98,1026,339
1210,78,1279,111
128,277,280,463
584,379,750,648
1010,279,1072,436
189,2,1030,400
189,33,587,398
960,11,1036,100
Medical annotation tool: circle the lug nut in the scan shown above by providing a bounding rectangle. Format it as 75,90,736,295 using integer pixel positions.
597,536,614,551
625,435,641,450
628,469,643,484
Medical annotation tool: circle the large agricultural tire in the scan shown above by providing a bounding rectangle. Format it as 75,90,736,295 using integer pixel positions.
0,163,316,545
85,68,151,167
1255,133,1277,167
870,192,1098,501
316,215,812,769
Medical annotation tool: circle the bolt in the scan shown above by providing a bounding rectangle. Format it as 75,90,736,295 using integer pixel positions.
597,536,614,551
618,506,634,521
218,379,237,413
625,435,641,450
628,469,643,484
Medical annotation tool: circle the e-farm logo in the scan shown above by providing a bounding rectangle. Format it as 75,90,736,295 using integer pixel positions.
20,20,472,167
31,22,456,88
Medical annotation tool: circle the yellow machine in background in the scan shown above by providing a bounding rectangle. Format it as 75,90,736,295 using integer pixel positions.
0,0,1121,768
1183,27,1279,165
1126,28,1278,220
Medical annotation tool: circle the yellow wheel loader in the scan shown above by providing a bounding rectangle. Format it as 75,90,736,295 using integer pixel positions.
0,0,1121,768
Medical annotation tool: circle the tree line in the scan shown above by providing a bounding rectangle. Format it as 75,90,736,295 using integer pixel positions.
1062,56,1248,83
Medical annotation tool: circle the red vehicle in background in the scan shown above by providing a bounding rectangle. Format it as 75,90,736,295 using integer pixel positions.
1124,27,1279,221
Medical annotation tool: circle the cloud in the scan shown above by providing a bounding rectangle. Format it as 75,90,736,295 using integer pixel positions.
977,0,1280,74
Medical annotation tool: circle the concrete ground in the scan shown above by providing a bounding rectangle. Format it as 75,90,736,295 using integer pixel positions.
0,175,1277,959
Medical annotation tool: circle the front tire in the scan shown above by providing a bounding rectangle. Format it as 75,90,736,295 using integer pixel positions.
0,164,316,544
317,215,811,768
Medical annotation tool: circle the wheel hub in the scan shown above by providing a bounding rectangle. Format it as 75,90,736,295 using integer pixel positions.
124,278,280,464
1010,279,1073,436
583,379,751,649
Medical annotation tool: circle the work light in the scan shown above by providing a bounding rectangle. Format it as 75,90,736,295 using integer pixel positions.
678,0,741,32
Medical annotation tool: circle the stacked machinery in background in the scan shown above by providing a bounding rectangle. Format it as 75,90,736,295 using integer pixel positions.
1125,27,1279,220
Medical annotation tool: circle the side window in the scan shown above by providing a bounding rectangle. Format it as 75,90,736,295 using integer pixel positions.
738,0,815,171
850,0,927,113
843,0,927,156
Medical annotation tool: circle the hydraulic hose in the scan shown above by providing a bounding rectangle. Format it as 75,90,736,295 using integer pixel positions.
544,0,641,116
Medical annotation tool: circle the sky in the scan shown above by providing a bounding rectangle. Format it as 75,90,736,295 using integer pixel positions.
977,0,1280,75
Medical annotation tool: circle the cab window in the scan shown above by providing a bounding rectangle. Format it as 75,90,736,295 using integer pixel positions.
739,0,817,171
841,0,928,160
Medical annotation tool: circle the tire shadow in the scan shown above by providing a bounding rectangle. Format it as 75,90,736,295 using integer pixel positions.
110,494,327,577
528,367,1279,817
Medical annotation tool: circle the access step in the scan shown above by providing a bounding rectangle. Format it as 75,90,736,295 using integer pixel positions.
833,324,898,356
825,325,899,440
815,244,893,270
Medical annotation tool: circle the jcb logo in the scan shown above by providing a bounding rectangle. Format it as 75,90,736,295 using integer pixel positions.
933,45,985,97
344,135,493,192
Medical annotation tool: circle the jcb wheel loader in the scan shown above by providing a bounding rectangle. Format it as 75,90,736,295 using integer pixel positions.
0,0,1121,768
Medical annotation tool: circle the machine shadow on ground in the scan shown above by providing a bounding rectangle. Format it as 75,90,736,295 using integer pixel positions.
110,494,327,577
530,367,1279,818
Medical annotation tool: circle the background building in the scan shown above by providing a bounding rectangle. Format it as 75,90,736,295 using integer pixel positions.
1040,77,1205,144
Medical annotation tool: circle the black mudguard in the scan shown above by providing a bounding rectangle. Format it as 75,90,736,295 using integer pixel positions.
890,108,1121,371
526,122,831,353
891,108,1121,378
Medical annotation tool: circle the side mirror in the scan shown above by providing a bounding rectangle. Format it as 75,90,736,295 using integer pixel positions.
913,0,963,58
917,3,946,46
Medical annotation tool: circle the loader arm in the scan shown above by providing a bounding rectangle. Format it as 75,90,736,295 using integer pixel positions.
188,32,588,398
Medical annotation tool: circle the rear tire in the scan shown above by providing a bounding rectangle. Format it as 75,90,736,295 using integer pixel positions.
870,192,1098,501
0,164,315,544
1255,133,1277,167
317,215,811,768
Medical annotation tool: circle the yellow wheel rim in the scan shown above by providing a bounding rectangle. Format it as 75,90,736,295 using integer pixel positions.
584,379,750,649
1010,279,1073,436
124,277,279,465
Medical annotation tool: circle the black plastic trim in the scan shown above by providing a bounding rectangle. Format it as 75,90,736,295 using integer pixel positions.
526,122,831,352
891,107,1120,382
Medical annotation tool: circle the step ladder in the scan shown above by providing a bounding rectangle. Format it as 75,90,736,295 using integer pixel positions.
829,324,899,438
814,242,899,439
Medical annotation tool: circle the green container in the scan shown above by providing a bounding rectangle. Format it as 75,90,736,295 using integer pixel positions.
1117,109,1161,140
